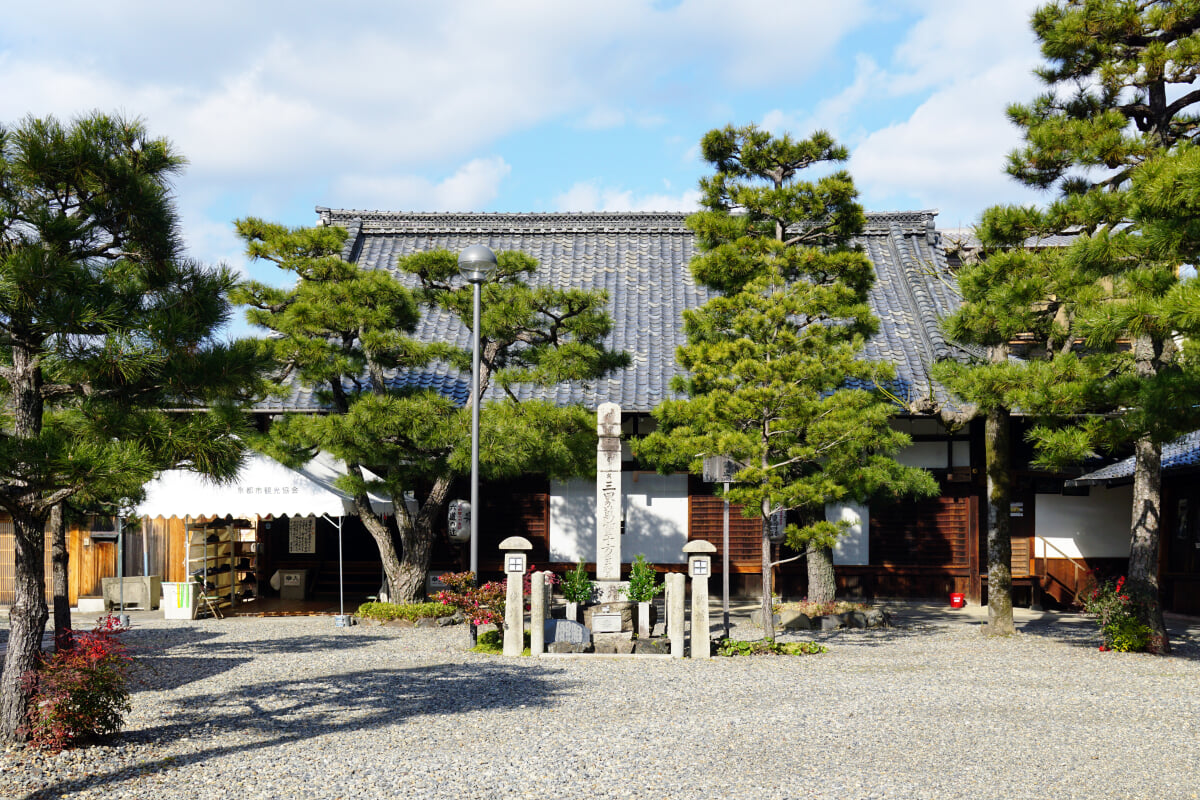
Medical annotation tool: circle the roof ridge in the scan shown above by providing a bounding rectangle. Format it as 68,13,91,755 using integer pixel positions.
315,207,941,236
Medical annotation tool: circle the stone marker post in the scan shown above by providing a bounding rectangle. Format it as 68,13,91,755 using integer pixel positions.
684,540,716,659
595,402,622,601
529,571,546,656
666,572,686,658
499,536,532,657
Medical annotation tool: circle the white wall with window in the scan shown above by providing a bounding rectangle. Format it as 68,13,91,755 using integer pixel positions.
550,474,688,564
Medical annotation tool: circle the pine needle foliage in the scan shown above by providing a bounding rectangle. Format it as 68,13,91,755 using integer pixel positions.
635,125,937,640
938,1,1200,648
235,226,628,603
0,112,269,741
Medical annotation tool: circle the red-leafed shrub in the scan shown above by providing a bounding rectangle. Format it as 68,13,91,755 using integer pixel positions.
20,615,133,751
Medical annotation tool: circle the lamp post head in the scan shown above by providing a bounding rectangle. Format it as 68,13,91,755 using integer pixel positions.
458,244,498,284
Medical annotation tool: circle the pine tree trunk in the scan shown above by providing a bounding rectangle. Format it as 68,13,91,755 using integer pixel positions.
1128,334,1169,653
389,476,455,604
0,511,50,741
806,541,836,604
354,496,405,602
985,404,1015,635
760,518,775,643
50,504,73,651
1,345,49,742
1130,434,1170,653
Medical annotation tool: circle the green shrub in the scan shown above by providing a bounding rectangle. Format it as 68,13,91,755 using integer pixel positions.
623,554,663,603
714,638,828,657
356,601,448,622
780,599,871,617
1078,575,1157,652
560,560,595,604
472,628,531,655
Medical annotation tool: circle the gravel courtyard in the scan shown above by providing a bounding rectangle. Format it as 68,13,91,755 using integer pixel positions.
1,605,1198,800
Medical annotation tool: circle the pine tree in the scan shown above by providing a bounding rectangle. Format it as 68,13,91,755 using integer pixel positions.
635,125,938,641
941,0,1200,649
235,223,628,603
0,113,266,740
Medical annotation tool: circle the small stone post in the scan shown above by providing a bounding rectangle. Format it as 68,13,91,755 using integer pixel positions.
666,572,686,658
499,536,532,657
684,540,716,659
530,570,546,656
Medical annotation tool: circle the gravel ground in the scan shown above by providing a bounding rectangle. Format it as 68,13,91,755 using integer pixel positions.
1,606,1198,800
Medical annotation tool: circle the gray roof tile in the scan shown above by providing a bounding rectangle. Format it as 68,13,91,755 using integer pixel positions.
261,210,969,414
1068,430,1200,486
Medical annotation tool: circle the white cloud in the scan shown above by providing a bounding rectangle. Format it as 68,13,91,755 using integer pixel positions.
763,55,882,140
852,61,1045,225
332,157,512,212
886,0,1043,95
756,0,1047,225
579,107,628,130
554,181,699,212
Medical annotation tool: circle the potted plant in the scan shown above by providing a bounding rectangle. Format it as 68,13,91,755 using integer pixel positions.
560,560,594,622
624,554,663,637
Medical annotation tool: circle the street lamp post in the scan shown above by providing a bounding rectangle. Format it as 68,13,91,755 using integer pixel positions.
458,244,497,645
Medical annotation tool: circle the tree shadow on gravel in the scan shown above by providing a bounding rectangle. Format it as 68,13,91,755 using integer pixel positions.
15,660,567,800
116,627,419,691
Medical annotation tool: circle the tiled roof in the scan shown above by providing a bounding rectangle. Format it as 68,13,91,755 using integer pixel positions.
259,209,971,414
1066,430,1200,486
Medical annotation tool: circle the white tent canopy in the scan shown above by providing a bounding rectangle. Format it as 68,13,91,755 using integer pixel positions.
136,451,393,519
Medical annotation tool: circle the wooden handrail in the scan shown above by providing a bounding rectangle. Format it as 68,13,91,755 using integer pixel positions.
1034,536,1091,602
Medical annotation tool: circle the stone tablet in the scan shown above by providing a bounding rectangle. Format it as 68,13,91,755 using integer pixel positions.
591,612,623,634
545,618,591,644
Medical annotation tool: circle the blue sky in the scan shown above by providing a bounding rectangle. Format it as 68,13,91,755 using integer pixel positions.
3,0,1048,332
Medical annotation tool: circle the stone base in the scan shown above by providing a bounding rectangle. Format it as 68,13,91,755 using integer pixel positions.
77,597,106,613
593,580,628,604
592,632,635,654
753,607,891,631
102,576,162,610
585,601,634,632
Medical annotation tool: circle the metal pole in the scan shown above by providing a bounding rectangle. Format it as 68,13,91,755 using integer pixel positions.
117,514,128,627
722,480,730,639
469,278,482,646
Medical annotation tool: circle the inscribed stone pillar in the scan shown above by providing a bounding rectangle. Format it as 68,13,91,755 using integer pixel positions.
684,540,716,659
596,402,622,583
504,571,524,657
530,571,546,657
690,572,710,659
666,572,686,659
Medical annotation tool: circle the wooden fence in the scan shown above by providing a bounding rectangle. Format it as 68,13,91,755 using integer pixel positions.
0,515,189,607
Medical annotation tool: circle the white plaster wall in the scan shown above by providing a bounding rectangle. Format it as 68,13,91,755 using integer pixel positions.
549,474,688,564
623,473,688,563
828,502,869,565
1034,484,1134,558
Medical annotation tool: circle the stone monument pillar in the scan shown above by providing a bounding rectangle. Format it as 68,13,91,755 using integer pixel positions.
666,572,686,658
529,571,546,657
684,540,716,659
499,536,532,657
595,402,623,601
